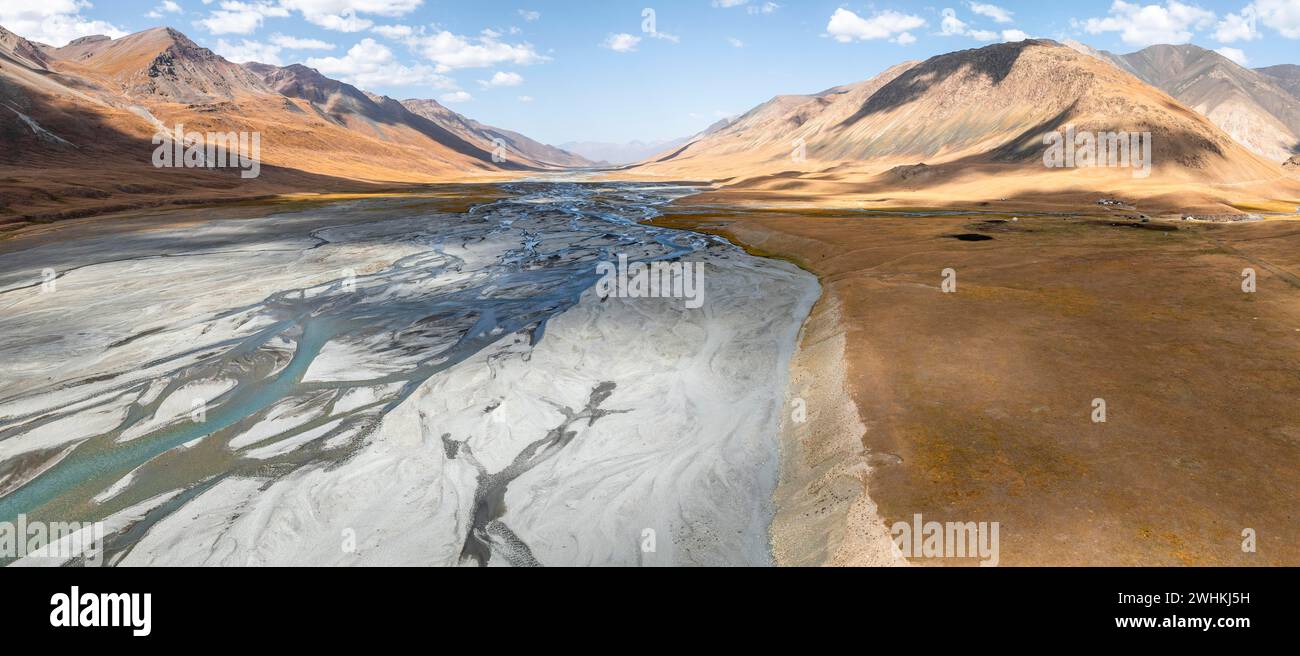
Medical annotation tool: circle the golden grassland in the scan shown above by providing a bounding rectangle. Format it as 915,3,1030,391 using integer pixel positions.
656,204,1300,566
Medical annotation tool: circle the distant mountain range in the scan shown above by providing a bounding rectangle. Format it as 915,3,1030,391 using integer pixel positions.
560,119,733,165
558,139,691,166
0,25,588,224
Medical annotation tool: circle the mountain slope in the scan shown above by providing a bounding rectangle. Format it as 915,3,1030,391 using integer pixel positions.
626,39,1296,214
1071,43,1300,163
400,98,592,168
0,24,50,71
1257,64,1300,101
1,24,582,225
640,41,1272,176
49,27,270,103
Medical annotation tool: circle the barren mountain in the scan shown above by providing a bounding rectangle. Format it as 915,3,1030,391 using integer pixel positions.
559,138,690,165
1078,44,1300,163
400,98,592,168
627,39,1296,214
0,24,49,71
1257,64,1300,101
50,27,270,103
0,25,571,227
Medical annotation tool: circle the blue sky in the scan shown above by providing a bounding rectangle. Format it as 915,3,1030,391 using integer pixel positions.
3,1,1299,144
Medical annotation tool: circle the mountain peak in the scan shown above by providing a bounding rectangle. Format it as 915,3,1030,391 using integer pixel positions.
0,23,51,70
46,26,268,102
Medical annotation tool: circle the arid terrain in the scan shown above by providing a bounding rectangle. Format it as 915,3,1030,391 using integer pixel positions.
654,207,1300,566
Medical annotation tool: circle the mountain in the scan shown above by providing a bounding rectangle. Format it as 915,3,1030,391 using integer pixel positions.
50,27,270,103
0,24,50,70
561,119,735,165
1256,64,1300,101
0,25,575,226
559,139,690,165
627,39,1294,213
1069,42,1300,163
400,98,592,168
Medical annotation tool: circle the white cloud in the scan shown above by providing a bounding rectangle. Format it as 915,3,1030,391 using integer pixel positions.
1215,46,1249,64
940,7,1019,41
1244,0,1300,39
197,1,289,36
440,90,472,103
305,37,454,89
602,32,641,52
518,9,540,22
1215,10,1260,42
0,1,127,46
270,33,335,49
479,71,523,87
517,95,534,102
711,0,779,12
146,1,182,19
214,38,284,64
896,31,917,45
1080,1,1216,47
308,12,372,32
406,29,548,71
940,8,969,36
826,8,926,43
726,36,745,47
371,24,416,39
968,2,1014,24
276,0,423,33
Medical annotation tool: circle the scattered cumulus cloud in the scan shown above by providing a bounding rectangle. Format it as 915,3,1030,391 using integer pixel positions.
404,29,548,71
197,1,289,36
826,8,926,44
305,37,454,89
278,0,422,32
1215,10,1260,42
0,1,128,45
440,90,472,103
371,24,416,39
518,9,540,22
941,8,971,36
726,36,744,47
1078,1,1216,47
146,1,183,20
968,2,1014,24
1253,0,1300,38
711,0,779,13
213,32,335,65
517,95,534,103
270,33,335,49
1215,45,1248,64
214,39,286,64
602,32,641,52
479,71,523,87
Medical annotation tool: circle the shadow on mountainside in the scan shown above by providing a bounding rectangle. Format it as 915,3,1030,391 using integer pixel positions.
0,84,489,229
837,40,1040,129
